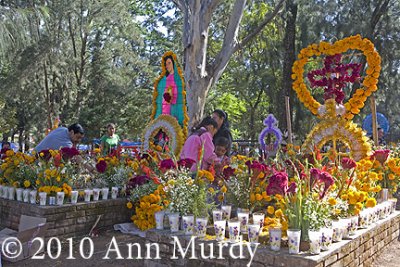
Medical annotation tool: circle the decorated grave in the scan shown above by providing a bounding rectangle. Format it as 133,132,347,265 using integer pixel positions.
121,37,400,265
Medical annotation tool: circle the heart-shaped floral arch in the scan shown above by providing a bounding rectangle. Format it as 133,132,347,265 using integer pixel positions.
291,35,381,120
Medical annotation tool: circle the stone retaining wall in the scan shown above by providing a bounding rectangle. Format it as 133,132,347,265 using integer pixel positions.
141,211,399,267
0,198,131,238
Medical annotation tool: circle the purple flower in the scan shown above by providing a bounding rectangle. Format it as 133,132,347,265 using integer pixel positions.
310,168,321,188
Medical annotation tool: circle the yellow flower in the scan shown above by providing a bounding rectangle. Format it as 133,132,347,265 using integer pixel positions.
126,202,133,209
208,187,215,194
250,193,255,202
221,185,227,193
328,197,337,206
255,193,263,201
267,206,275,215
275,209,283,218
281,220,288,231
218,194,224,202
365,198,377,208
23,180,31,188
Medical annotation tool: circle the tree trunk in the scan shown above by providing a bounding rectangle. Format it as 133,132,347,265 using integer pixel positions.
176,0,285,126
281,0,297,132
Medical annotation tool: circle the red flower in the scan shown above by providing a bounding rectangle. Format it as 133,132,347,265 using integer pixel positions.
96,160,107,173
163,92,172,103
341,157,356,170
222,167,235,180
160,159,176,170
177,158,196,170
371,149,390,165
60,147,80,160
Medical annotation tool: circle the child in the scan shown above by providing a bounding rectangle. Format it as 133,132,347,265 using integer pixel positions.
180,116,218,172
214,137,231,177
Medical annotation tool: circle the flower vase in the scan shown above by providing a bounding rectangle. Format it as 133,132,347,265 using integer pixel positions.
16,188,23,201
380,188,389,202
287,229,301,254
268,228,282,251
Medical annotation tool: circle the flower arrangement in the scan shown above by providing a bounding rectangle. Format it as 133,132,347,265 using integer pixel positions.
222,156,272,212
291,35,381,120
0,150,36,188
301,99,372,161
36,149,75,196
94,155,133,188
142,115,184,156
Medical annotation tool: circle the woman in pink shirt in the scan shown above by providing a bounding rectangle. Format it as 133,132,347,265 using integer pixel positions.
180,116,218,172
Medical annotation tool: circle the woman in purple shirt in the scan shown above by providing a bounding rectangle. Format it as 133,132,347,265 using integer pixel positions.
180,116,218,172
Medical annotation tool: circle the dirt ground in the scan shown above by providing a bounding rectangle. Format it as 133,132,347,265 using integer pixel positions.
372,237,400,267
2,229,400,267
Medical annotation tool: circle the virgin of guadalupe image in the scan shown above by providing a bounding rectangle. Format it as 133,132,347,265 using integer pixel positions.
152,51,187,130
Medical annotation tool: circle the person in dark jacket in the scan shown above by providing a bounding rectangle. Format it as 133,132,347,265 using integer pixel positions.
212,109,233,156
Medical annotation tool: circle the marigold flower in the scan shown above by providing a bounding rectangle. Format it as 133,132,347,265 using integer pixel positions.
365,197,377,208
275,209,283,218
126,202,133,209
267,206,275,215
221,185,227,193
23,180,31,188
328,197,337,206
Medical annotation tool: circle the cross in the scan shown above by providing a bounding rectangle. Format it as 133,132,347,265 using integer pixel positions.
263,114,278,128
307,54,361,104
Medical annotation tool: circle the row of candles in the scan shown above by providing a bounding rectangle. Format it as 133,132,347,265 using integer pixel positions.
0,185,120,205
154,200,397,255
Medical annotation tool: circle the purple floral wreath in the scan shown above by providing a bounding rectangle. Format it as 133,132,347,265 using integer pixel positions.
259,114,283,151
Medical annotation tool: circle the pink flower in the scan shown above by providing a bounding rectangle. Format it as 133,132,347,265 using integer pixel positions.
310,168,321,188
266,171,288,196
319,171,334,199
371,149,390,165
341,157,356,170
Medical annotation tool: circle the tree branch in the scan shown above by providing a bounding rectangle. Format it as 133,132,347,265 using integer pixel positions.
212,0,246,79
172,0,185,11
236,0,285,52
